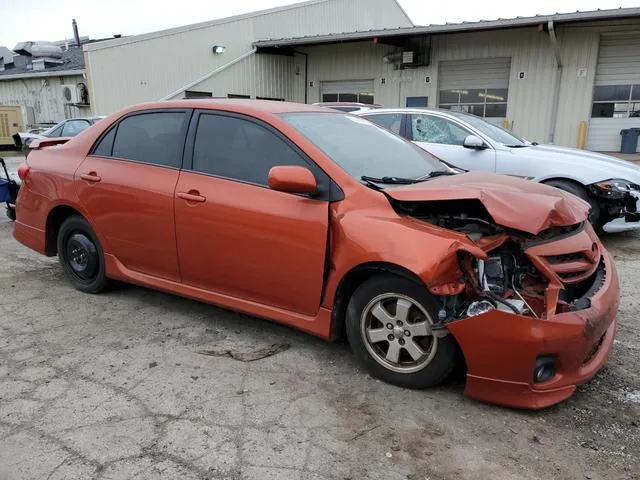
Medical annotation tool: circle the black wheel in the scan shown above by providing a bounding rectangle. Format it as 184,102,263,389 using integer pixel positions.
346,275,457,389
57,215,108,293
6,206,16,221
544,179,601,228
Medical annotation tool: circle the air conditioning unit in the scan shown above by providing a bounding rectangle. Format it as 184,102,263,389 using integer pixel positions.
60,84,80,104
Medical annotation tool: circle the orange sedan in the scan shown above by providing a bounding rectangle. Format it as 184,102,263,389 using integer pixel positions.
13,100,618,409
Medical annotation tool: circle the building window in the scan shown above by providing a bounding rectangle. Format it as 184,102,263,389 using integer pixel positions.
228,94,251,99
591,85,640,118
256,96,285,101
184,91,212,99
438,88,508,117
321,92,374,104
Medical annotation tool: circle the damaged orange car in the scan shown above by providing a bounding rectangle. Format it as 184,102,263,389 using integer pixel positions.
13,100,619,409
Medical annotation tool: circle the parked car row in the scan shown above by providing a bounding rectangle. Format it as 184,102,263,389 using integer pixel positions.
11,99,621,409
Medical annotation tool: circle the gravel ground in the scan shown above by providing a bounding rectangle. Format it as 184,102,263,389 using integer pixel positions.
0,156,638,479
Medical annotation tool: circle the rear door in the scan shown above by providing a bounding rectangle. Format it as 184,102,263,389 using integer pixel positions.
407,113,496,172
76,110,190,281
174,111,330,316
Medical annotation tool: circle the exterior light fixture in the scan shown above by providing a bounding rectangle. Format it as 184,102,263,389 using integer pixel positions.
212,45,226,55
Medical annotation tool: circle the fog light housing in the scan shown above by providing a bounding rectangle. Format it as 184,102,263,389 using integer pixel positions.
534,356,557,383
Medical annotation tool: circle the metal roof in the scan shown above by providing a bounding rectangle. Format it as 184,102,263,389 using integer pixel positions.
0,45,85,79
253,7,640,48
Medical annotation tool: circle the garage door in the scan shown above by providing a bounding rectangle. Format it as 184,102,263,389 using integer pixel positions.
320,80,375,104
438,58,511,122
586,34,640,152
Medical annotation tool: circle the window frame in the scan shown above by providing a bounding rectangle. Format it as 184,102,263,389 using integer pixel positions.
438,88,508,118
88,108,193,170
361,112,406,137
183,109,342,201
406,113,475,146
591,84,640,118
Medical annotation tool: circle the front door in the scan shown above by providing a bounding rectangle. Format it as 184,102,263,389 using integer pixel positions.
407,113,496,172
174,111,330,316
76,110,190,281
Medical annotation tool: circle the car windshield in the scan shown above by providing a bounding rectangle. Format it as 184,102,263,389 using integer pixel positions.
447,111,527,147
280,112,446,184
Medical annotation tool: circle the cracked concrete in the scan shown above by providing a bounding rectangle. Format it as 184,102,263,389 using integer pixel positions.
1,184,639,478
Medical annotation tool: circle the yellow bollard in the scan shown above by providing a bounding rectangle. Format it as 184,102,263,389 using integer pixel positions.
577,121,587,149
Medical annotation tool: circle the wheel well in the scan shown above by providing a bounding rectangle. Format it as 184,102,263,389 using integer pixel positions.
45,205,82,256
541,177,586,191
329,262,424,341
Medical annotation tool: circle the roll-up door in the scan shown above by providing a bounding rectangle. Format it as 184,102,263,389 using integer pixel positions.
320,80,375,104
587,35,640,152
438,58,511,122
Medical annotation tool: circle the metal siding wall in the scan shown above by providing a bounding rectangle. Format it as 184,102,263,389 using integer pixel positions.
0,74,85,125
85,0,411,114
193,53,294,100
431,29,557,143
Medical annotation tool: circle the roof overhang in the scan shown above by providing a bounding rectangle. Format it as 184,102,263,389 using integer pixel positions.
0,69,85,81
254,7,640,50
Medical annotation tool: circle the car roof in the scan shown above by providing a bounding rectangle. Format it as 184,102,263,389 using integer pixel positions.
358,107,449,115
123,99,332,116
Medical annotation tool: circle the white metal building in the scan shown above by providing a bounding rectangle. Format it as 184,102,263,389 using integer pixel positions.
83,0,413,114
83,3,640,152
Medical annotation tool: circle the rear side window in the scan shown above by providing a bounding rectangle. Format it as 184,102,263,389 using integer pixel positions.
111,112,187,168
92,127,116,157
192,114,310,185
365,113,403,135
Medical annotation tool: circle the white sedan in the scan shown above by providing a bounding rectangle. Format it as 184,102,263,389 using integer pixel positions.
359,108,640,232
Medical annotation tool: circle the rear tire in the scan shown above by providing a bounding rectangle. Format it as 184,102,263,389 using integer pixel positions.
544,179,601,228
345,275,457,389
57,215,109,293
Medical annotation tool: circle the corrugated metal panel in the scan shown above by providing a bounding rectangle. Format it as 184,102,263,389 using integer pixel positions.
439,58,511,89
191,53,294,100
594,34,640,84
85,0,411,114
0,74,85,126
586,118,639,152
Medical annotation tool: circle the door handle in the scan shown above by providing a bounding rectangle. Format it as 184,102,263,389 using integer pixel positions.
177,191,206,203
80,172,101,182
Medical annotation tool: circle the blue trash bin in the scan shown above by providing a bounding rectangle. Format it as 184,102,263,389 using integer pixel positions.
620,128,640,154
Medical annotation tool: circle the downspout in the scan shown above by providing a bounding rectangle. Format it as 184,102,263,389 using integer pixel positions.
547,20,563,144
159,48,257,101
294,50,308,104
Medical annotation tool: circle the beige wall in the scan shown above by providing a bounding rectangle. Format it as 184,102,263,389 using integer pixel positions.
0,74,89,126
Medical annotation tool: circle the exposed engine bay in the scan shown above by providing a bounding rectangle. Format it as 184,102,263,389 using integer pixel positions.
391,198,605,323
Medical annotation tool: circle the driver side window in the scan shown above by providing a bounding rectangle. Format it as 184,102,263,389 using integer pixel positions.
410,114,471,146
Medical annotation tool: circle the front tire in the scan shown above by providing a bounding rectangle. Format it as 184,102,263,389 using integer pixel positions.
544,179,601,228
57,215,109,293
345,275,457,389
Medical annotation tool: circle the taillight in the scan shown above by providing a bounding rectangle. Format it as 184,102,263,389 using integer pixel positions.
17,164,30,181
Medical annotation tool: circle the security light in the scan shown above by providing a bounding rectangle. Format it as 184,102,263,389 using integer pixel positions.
212,45,226,55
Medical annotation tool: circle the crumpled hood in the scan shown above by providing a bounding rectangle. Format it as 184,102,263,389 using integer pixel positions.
385,171,589,235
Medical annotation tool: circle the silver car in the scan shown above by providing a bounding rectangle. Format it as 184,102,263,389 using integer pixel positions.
359,108,640,232
16,116,105,155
